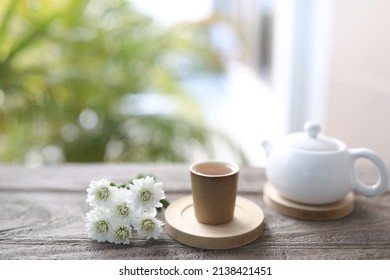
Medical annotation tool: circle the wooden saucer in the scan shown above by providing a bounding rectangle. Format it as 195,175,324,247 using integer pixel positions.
164,195,265,249
263,182,354,221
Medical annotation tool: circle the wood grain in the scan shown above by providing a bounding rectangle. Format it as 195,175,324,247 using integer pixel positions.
0,164,389,259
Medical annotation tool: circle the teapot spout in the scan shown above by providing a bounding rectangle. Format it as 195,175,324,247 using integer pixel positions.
262,140,273,158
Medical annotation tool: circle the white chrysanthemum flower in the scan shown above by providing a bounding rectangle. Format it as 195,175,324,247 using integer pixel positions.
108,218,133,244
109,188,136,223
86,178,117,208
133,213,165,240
127,176,165,214
86,208,112,242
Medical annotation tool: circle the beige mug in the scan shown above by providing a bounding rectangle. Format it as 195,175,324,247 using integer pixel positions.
190,161,239,225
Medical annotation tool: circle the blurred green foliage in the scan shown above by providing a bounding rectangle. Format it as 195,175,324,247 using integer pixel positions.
0,0,245,164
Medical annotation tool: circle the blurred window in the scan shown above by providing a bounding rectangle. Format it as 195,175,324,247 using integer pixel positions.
213,0,274,82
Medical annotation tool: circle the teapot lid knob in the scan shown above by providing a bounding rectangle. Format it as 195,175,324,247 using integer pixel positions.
283,121,340,151
304,122,321,138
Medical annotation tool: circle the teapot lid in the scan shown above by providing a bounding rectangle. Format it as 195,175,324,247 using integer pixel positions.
284,122,340,151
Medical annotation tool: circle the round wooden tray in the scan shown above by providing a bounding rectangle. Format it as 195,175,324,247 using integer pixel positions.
164,195,265,249
263,181,354,220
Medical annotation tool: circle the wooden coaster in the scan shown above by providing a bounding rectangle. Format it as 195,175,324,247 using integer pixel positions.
263,181,354,221
164,195,265,249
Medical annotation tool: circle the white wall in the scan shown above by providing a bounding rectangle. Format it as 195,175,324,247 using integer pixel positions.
326,0,390,170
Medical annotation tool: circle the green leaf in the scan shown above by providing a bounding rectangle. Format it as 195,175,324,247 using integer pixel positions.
2,15,57,65
160,198,170,209
0,0,20,43
136,173,156,180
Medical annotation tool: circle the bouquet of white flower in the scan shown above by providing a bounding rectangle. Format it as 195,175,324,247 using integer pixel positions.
85,176,168,244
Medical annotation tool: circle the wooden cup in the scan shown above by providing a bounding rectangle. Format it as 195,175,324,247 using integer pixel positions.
190,161,239,225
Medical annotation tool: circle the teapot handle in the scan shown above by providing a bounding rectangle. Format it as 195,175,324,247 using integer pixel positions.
350,148,389,197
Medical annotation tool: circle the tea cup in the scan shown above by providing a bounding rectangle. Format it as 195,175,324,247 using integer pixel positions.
190,161,239,224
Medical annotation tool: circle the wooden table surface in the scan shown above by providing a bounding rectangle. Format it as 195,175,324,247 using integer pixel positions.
0,163,389,260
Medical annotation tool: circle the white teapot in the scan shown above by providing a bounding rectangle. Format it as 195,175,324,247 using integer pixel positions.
262,122,389,204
